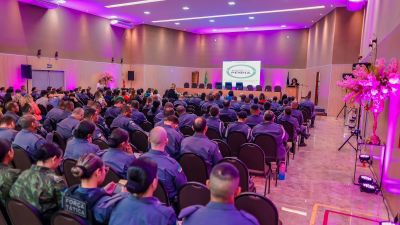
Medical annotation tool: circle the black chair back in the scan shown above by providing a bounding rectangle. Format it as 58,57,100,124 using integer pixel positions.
227,131,247,156
12,146,32,171
300,107,311,123
205,128,222,140
141,108,149,116
254,134,277,163
239,143,266,173
281,121,295,141
178,153,208,184
154,182,170,206
219,114,234,125
105,117,114,128
198,83,205,89
6,199,43,225
206,83,212,89
213,139,232,158
101,167,121,187
219,157,249,192
191,83,198,88
247,85,254,91
256,85,262,91
184,83,190,88
38,104,47,116
130,131,149,153
140,121,153,132
47,104,54,112
178,182,210,212
92,139,109,150
0,205,9,225
265,85,272,92
180,126,194,136
51,211,87,225
62,159,80,187
274,86,282,92
235,193,279,225
53,131,66,151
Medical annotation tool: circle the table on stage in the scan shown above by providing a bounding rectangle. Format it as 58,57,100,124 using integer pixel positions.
176,88,282,99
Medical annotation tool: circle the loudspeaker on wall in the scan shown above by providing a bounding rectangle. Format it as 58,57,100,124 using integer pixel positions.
21,64,32,79
128,71,135,81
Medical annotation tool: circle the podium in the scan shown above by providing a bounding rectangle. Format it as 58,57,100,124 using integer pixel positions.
285,86,299,100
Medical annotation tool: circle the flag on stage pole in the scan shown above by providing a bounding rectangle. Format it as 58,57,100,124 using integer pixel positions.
204,72,208,84
286,72,290,86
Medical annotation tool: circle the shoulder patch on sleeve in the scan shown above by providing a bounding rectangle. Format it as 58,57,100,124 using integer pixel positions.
178,205,203,220
239,210,260,225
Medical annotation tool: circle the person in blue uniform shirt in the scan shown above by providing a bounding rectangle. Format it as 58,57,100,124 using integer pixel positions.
140,126,187,203
201,95,218,112
240,97,252,113
277,107,309,147
154,107,175,127
12,115,46,159
300,92,316,127
225,111,251,141
0,116,18,143
154,102,173,124
84,108,107,142
110,105,144,133
147,100,161,118
271,96,280,111
64,121,102,160
63,153,122,225
4,102,20,123
189,94,202,107
109,158,177,225
220,100,237,122
174,95,188,108
290,101,304,126
104,97,124,119
214,93,224,108
43,100,74,132
157,115,184,159
206,106,225,138
176,105,197,128
251,110,288,161
102,128,135,179
179,163,259,225
56,108,84,140
230,96,241,112
131,100,147,126
181,117,222,173
246,104,264,128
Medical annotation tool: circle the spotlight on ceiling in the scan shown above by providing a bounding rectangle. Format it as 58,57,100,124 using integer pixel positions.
109,18,134,28
347,0,366,11
209,19,215,22
244,27,249,30
182,6,190,10
18,0,65,9
144,11,151,14
249,16,255,20
105,0,165,8
54,0,66,4
228,1,236,6
380,222,398,225
175,22,180,25
281,25,287,28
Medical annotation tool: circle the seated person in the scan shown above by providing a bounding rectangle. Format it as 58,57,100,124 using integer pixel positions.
201,95,218,112
10,142,66,222
13,115,46,159
206,106,225,138
43,100,74,132
64,121,102,160
277,107,309,147
246,104,264,128
155,107,175,127
271,96,280,111
4,102,20,123
109,158,177,225
300,93,316,127
0,139,20,206
154,102,174,124
63,153,120,224
104,97,124,119
290,101,304,126
102,128,136,178
181,117,222,173
240,97,252,112
174,95,188,108
179,163,259,225
141,127,187,203
176,105,196,128
158,116,184,159
220,100,237,122
111,105,144,133
230,96,241,112
147,100,161,118
225,111,251,141
0,116,18,143
251,110,288,161
56,108,84,140
131,100,147,125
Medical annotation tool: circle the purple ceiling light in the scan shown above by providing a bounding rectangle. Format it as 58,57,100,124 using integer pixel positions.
347,0,366,11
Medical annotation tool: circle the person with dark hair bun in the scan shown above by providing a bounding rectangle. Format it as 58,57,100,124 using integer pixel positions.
0,139,20,206
179,163,259,225
63,153,119,225
109,158,177,225
10,142,66,223
102,128,136,178
64,121,102,160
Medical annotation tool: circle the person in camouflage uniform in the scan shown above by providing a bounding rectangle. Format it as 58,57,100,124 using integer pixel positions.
0,139,20,206
10,142,66,222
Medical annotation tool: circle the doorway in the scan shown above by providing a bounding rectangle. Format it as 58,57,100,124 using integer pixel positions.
32,70,65,90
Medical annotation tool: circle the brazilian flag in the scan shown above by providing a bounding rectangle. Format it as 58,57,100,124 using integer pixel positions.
204,72,208,84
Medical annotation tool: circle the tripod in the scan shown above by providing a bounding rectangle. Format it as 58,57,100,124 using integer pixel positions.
336,102,347,119
338,105,362,151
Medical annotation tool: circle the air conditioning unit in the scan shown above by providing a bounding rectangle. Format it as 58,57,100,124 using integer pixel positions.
110,18,134,29
18,0,63,9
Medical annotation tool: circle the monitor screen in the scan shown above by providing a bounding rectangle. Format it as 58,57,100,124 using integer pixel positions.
222,61,261,87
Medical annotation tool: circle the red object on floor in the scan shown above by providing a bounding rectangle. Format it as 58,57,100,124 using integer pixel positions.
323,209,381,225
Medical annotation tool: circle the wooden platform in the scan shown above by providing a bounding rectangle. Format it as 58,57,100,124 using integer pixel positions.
176,88,282,99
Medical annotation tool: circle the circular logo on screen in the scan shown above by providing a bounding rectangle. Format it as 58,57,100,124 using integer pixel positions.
226,65,256,79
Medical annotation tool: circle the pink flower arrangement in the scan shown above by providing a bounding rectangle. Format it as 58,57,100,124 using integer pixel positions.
337,58,400,144
98,72,114,87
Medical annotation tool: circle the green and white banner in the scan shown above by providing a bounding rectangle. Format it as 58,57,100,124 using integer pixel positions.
222,61,261,86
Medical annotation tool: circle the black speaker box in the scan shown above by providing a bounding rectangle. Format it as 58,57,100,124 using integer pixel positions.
21,64,32,79
128,71,135,81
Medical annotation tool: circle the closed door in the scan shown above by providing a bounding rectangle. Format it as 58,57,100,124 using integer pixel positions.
32,70,64,90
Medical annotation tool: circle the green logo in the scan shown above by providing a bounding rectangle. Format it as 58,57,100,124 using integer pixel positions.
227,65,256,79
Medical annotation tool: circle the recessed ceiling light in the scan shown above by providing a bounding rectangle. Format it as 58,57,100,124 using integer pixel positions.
212,29,218,32
244,27,249,30
55,0,66,4
228,1,236,6
281,25,287,28
209,19,215,22
175,22,180,25
153,5,326,23
182,6,190,10
330,4,334,7
105,0,165,8
312,20,314,22
249,16,255,20
110,16,118,19
320,13,323,15
144,11,151,14
110,19,119,25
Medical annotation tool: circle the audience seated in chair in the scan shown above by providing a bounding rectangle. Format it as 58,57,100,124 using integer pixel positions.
131,100,148,126
220,100,237,122
225,111,251,141
206,106,225,138
104,97,124,119
277,107,309,147
0,139,20,207
157,116,184,159
56,108,84,140
177,105,197,128
0,116,18,143
4,102,20,124
43,100,74,132
111,105,144,133
246,104,264,128
300,92,316,128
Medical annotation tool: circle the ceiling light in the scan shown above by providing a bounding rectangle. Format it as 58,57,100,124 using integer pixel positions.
330,4,334,7
212,29,218,32
311,20,314,22
228,1,236,6
175,22,180,25
244,27,249,30
110,16,118,19
144,11,150,14
109,18,134,28
209,19,215,22
320,13,323,15
54,0,66,4
249,16,255,20
110,20,119,25
182,6,190,10
153,5,325,23
281,25,287,28
105,0,165,8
